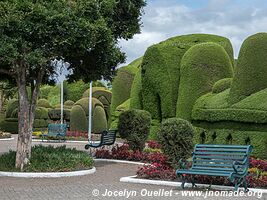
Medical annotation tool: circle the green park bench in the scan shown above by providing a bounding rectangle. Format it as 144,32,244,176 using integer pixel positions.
41,124,67,142
176,144,253,191
85,130,117,150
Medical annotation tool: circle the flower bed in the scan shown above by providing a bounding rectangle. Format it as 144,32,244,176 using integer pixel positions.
0,131,11,139
96,141,267,189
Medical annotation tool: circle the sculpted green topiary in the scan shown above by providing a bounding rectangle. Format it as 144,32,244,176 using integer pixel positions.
176,43,233,121
141,34,234,121
74,97,103,116
70,105,87,132
37,99,52,108
130,68,143,109
35,107,49,119
5,99,18,118
158,118,194,163
229,33,267,104
110,57,141,120
118,109,151,151
110,98,131,129
64,100,75,107
92,106,107,133
212,78,233,94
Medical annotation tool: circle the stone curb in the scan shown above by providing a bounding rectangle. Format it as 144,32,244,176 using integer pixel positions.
32,139,88,143
120,175,267,193
94,159,145,165
0,167,96,178
0,137,14,141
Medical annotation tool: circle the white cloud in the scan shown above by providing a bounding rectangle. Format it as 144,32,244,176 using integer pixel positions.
119,0,267,64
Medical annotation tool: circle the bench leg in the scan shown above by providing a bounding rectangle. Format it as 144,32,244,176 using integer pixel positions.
181,174,186,189
233,177,242,191
243,177,249,192
191,175,197,188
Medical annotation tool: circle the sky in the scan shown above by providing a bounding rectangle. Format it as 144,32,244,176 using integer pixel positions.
119,0,267,65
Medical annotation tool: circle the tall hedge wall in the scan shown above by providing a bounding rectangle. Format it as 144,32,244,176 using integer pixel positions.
229,33,267,104
141,34,234,121
130,68,143,110
176,43,233,121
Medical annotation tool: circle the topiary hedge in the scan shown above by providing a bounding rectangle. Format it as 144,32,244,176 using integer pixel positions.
212,78,233,94
158,118,194,163
118,109,151,151
229,33,267,104
0,120,18,133
92,106,107,133
110,57,141,121
70,105,88,132
37,99,52,108
141,34,234,121
110,98,131,130
5,99,18,118
130,67,143,109
35,107,49,119
176,43,233,121
74,97,103,116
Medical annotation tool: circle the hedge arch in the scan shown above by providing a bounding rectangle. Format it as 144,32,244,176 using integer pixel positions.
212,78,233,94
229,32,267,104
176,43,233,121
141,34,234,121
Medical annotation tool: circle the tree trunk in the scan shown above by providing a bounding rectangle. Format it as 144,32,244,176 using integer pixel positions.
15,69,32,170
15,65,43,170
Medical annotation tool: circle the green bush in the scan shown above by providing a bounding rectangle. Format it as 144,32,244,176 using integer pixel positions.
110,57,141,119
0,145,94,172
176,43,233,121
33,119,47,128
110,98,131,130
37,99,52,108
64,100,75,107
212,78,233,94
47,82,68,107
141,34,234,121
229,33,267,104
39,85,54,99
70,105,88,132
67,80,90,102
158,118,194,163
10,108,18,118
118,109,151,151
130,67,143,109
35,107,49,119
148,119,160,140
92,106,107,133
0,120,18,133
5,99,18,118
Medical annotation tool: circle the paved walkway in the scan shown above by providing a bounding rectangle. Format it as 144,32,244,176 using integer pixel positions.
0,135,266,200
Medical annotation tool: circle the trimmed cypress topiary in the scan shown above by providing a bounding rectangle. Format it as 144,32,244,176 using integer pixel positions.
212,78,233,94
176,42,233,121
141,34,234,121
70,105,87,132
229,33,267,104
37,99,52,108
130,68,143,109
158,118,194,163
118,109,151,151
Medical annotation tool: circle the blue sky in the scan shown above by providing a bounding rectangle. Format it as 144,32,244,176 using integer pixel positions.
119,0,267,65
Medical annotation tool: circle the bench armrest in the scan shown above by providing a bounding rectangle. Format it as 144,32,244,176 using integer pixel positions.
178,159,187,169
232,157,249,174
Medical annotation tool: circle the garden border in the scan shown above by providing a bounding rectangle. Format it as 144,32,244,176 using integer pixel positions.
0,167,96,178
120,175,267,193
94,158,145,165
0,137,14,141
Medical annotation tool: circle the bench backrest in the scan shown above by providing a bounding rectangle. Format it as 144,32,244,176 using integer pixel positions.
48,124,67,136
192,144,253,173
100,130,117,145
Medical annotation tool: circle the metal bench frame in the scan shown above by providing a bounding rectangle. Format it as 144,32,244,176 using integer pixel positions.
176,144,253,191
41,124,67,142
85,130,117,150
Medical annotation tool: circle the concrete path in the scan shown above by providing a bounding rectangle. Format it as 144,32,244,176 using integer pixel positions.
0,135,266,200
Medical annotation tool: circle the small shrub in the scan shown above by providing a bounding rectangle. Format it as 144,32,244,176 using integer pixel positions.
37,99,52,108
118,109,151,151
158,118,194,163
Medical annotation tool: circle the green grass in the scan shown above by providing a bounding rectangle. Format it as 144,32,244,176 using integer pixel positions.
0,145,94,172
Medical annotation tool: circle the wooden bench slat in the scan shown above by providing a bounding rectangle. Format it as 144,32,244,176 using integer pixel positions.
196,144,249,149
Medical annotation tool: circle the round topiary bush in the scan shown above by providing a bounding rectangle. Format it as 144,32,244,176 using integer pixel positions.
158,118,194,163
5,99,18,118
118,109,151,151
37,99,52,108
212,78,233,94
35,107,49,119
176,42,233,121
92,106,107,133
64,100,75,107
229,33,267,104
70,105,87,132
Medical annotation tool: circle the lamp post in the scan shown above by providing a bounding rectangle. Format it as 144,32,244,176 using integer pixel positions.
88,81,93,143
